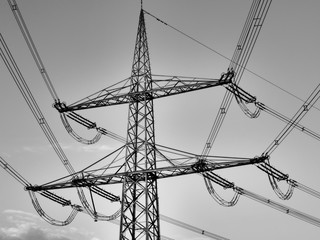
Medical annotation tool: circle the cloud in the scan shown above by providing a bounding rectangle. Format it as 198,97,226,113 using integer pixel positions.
0,210,62,240
22,145,52,154
0,210,101,240
79,144,114,153
58,142,116,153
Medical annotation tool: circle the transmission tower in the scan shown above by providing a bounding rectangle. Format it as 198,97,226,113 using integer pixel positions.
120,9,159,239
3,0,320,239
48,8,263,239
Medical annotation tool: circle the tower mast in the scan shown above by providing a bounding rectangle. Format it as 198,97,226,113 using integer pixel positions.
119,9,160,239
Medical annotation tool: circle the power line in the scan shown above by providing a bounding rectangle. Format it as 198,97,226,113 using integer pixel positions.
7,0,59,101
4,1,320,239
144,9,320,112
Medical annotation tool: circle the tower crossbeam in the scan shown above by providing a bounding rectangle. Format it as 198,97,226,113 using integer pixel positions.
26,155,266,192
55,76,231,113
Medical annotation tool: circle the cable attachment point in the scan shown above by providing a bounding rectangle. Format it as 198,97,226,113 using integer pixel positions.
10,3,18,11
53,100,67,112
251,155,268,165
192,159,208,173
220,67,235,83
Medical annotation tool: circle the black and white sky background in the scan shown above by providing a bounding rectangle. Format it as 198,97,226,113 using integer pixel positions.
1,1,320,239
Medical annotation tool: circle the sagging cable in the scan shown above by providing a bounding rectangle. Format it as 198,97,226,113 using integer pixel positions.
204,177,240,207
226,83,261,118
29,191,77,226
289,180,320,200
76,186,121,221
268,173,294,200
257,160,294,200
236,187,320,228
202,172,240,207
60,113,101,145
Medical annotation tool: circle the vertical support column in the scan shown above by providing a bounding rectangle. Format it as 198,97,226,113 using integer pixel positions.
119,9,160,240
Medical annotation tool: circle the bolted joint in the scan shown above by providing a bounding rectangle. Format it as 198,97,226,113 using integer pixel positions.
220,67,236,83
192,159,208,172
88,122,97,130
146,172,158,181
71,177,87,187
25,185,41,192
254,154,269,164
53,100,67,112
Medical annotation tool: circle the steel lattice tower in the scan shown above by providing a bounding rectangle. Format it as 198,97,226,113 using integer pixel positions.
120,9,160,239
3,1,320,238
10,1,273,240
23,6,267,239
5,0,320,240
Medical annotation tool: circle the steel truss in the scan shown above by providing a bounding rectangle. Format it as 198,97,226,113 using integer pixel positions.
7,0,320,239
25,8,263,240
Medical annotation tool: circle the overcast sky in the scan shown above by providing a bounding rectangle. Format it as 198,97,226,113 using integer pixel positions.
1,1,320,239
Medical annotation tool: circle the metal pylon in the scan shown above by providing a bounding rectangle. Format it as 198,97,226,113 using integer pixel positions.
10,2,273,239
119,9,160,240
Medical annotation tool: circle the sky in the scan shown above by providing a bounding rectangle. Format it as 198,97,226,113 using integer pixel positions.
0,0,320,239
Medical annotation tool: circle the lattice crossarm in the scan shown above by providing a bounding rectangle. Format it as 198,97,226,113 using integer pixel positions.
25,155,267,192
55,78,230,112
